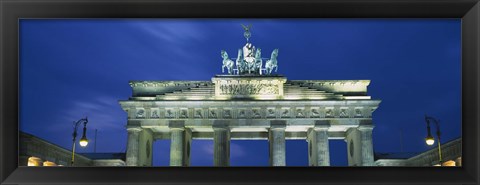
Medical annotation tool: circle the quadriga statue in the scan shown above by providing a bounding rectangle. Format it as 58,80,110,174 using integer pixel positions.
254,48,263,75
221,50,234,74
265,49,279,75
243,43,256,74
235,49,245,74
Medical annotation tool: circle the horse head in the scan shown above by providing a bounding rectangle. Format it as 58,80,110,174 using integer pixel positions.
221,50,228,60
255,48,262,59
236,49,243,60
271,49,278,59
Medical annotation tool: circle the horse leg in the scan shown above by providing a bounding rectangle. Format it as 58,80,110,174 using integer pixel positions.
259,63,262,75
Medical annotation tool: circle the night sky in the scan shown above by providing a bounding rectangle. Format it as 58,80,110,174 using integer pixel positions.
19,19,461,166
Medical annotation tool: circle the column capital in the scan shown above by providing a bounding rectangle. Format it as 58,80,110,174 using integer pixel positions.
358,125,375,131
169,120,185,129
358,120,373,126
127,127,142,133
213,125,231,166
213,120,230,130
270,120,286,130
313,120,331,130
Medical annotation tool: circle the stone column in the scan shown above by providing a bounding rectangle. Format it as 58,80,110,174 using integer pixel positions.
346,124,375,166
213,120,230,166
138,129,154,166
126,127,142,166
307,121,330,166
455,157,462,166
358,125,374,166
269,120,286,166
169,121,192,166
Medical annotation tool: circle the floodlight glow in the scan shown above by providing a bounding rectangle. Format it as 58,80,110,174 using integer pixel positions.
79,137,88,147
425,136,435,145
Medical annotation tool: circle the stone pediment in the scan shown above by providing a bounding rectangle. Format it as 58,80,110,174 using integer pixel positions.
128,75,371,101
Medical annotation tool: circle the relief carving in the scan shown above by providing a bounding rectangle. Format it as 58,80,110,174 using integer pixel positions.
151,110,159,118
355,109,363,117
340,109,348,118
296,108,305,118
281,109,290,118
219,83,279,95
267,109,276,118
136,109,145,118
238,110,246,118
180,109,188,118
209,110,217,118
311,108,320,117
325,109,333,117
195,109,203,118
252,109,261,118
166,109,174,118
223,109,232,118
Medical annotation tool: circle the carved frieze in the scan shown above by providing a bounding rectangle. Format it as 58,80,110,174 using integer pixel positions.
310,107,320,118
223,109,232,118
281,108,290,118
194,109,203,118
209,109,218,118
219,83,278,95
325,108,334,118
130,105,372,120
355,108,363,117
252,109,262,118
340,108,349,118
165,109,175,118
151,109,160,118
212,76,286,99
267,108,276,118
136,109,145,119
179,109,188,118
238,109,246,118
296,108,305,118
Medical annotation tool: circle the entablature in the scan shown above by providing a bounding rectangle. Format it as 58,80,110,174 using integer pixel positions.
119,100,380,120
126,119,372,138
128,76,372,100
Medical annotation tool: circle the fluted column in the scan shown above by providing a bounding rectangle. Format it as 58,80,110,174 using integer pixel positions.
170,128,185,166
269,120,286,166
213,120,230,166
126,127,142,166
359,125,374,166
346,124,375,166
169,121,191,166
307,121,330,166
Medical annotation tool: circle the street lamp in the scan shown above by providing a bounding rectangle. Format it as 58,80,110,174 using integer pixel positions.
424,115,442,165
71,117,89,166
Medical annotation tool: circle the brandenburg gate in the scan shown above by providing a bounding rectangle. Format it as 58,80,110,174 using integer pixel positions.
119,25,381,166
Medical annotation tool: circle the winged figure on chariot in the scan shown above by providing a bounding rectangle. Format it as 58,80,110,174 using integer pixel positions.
221,24,279,75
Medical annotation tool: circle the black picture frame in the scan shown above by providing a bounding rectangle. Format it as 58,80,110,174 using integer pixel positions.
1,0,478,184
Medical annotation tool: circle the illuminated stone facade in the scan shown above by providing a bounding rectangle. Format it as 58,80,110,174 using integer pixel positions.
119,75,381,166
19,132,125,166
375,138,462,166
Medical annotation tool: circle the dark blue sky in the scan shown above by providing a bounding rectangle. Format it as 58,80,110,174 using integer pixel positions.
19,19,461,166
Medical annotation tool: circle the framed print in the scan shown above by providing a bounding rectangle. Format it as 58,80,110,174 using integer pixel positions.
1,0,479,184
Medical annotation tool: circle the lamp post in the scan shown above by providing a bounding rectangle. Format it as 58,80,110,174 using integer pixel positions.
424,115,442,166
71,117,89,166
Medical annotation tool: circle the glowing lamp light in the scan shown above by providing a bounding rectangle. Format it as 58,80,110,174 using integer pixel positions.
79,136,88,147
27,156,42,166
43,161,57,166
425,136,435,145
